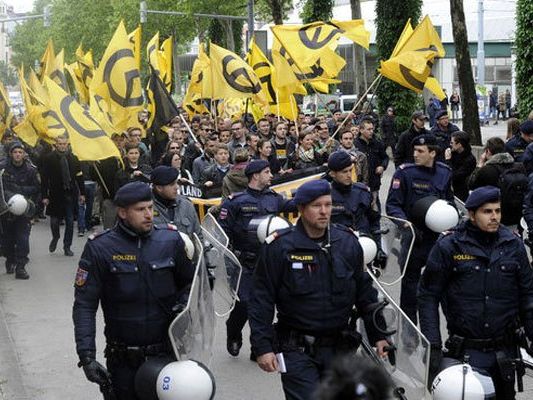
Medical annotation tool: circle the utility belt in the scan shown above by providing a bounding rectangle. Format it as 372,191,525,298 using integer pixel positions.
446,333,514,356
105,341,172,367
274,324,361,356
234,250,257,269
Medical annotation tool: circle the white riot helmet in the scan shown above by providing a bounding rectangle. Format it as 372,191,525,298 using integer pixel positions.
256,215,291,243
432,361,495,400
179,232,195,260
156,360,215,400
7,194,29,216
425,199,460,233
353,231,378,264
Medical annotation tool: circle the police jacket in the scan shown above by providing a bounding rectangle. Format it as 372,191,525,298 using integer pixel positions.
354,137,389,191
218,187,293,260
386,161,454,224
505,135,529,162
249,221,384,356
418,221,533,346
330,179,379,235
0,158,40,203
393,125,431,167
152,192,202,237
72,221,194,359
522,174,533,232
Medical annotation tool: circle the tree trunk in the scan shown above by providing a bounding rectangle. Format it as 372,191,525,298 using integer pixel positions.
270,0,284,25
450,0,481,145
223,20,235,52
350,0,366,96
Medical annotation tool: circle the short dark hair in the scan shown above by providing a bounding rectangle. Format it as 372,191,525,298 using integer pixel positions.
451,131,471,151
484,137,505,155
125,143,140,153
233,147,249,163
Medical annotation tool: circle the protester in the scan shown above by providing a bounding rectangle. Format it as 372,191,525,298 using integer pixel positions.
255,139,282,175
114,143,152,191
445,131,476,202
287,130,326,170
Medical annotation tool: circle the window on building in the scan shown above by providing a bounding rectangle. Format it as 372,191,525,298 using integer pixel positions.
495,66,512,82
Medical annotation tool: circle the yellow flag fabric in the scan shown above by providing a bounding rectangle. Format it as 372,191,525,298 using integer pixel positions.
0,80,13,138
90,21,144,132
159,37,173,92
89,94,119,137
44,77,121,161
39,40,55,79
271,37,307,95
425,76,446,101
41,47,69,92
13,118,39,147
379,16,445,94
128,25,142,71
330,20,370,50
208,42,267,105
217,98,245,120
147,32,160,74
182,45,211,116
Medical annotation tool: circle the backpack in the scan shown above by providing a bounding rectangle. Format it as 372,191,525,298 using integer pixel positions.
498,163,528,225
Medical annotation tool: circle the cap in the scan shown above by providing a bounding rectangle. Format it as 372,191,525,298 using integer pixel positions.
293,180,331,206
9,141,24,153
464,186,500,210
151,166,179,186
520,120,533,135
114,182,152,207
412,110,429,121
435,110,448,120
412,134,437,147
328,151,352,171
244,159,270,177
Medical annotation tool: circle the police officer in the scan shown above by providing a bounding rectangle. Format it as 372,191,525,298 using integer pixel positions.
386,134,454,325
418,186,533,399
326,151,386,269
0,142,39,279
218,159,292,358
151,165,202,237
72,182,194,399
249,180,389,400
505,120,533,162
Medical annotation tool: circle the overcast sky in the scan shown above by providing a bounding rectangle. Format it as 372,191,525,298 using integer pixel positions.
11,0,34,13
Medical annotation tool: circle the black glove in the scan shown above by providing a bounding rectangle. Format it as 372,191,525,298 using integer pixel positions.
373,249,388,270
523,318,533,357
78,358,111,386
428,345,443,389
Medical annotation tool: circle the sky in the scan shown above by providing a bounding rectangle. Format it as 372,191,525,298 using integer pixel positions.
11,0,34,13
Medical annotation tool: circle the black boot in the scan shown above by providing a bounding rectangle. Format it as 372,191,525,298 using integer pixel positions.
49,238,59,253
15,265,30,280
5,261,15,274
64,248,74,257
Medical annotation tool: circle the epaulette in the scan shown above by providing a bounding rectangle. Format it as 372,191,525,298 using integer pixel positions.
436,161,452,170
399,163,416,170
88,229,111,240
154,223,178,231
264,226,293,244
228,191,245,200
353,182,371,192
334,223,357,236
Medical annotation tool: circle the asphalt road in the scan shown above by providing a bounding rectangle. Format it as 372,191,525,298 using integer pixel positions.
1,121,532,399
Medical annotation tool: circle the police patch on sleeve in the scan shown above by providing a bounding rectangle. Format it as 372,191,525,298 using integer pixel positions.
75,267,89,287
219,208,228,220
392,178,400,189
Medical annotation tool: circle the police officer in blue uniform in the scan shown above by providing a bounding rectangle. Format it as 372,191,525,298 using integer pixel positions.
72,182,194,399
249,180,389,400
386,134,454,325
418,186,533,399
218,159,293,358
505,120,533,162
151,165,202,237
0,142,39,279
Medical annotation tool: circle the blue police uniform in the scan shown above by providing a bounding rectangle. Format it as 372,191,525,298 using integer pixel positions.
0,152,39,278
73,183,194,399
249,221,386,400
218,185,292,353
418,220,533,398
386,160,453,324
505,135,529,162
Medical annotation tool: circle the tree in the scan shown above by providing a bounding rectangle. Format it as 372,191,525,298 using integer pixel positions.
450,0,481,145
375,0,422,132
256,0,294,25
0,61,18,86
516,0,533,119
208,19,244,54
300,0,334,23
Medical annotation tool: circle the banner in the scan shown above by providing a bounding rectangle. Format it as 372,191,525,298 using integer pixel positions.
0,80,13,138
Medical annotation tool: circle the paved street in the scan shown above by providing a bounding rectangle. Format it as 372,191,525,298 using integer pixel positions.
1,121,532,399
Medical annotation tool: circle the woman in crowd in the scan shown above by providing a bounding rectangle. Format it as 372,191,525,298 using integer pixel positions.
506,117,520,141
160,151,194,184
287,130,326,170
254,139,282,175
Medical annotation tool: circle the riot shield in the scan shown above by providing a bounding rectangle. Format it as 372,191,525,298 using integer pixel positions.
358,271,431,399
454,196,468,222
169,234,215,366
0,169,9,216
375,215,416,286
201,213,242,317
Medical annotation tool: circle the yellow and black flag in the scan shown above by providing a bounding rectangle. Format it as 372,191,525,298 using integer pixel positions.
128,25,142,71
159,36,173,93
40,43,69,92
146,67,180,136
0,80,13,138
44,77,121,161
91,21,144,132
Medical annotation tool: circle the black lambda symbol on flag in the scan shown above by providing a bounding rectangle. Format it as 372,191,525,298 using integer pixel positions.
222,55,262,94
102,49,144,107
60,96,107,139
298,24,343,50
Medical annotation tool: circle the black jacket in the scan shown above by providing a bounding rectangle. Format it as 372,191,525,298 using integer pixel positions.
393,125,431,167
448,149,476,201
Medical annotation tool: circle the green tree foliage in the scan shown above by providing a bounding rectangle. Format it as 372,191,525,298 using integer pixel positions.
516,0,533,119
0,61,17,86
208,19,244,54
375,0,422,132
300,0,334,23
256,0,294,25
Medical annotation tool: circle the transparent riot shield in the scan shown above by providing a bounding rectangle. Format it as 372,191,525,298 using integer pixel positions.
169,234,215,366
454,196,468,222
0,169,9,216
374,215,416,287
357,271,431,399
201,213,242,317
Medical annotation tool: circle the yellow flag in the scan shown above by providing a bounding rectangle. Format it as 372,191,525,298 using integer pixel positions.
159,36,173,92
41,47,69,92
330,20,370,50
13,118,39,147
0,80,13,138
147,32,160,74
208,42,266,105
89,94,119,137
44,77,121,161
90,21,144,131
188,44,212,98
39,40,55,79
128,25,142,71
425,76,446,101
271,37,307,95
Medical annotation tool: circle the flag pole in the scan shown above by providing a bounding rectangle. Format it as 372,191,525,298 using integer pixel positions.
178,112,201,145
92,161,111,198
331,74,382,139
